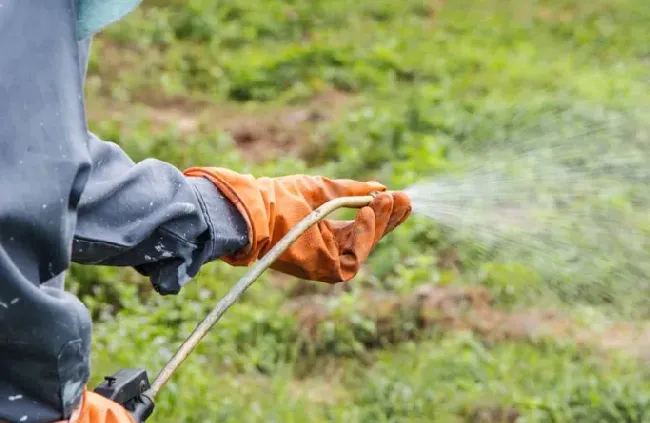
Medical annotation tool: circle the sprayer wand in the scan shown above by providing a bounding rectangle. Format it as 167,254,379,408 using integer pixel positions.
93,194,375,421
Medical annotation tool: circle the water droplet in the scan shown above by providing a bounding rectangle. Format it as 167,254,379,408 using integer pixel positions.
405,111,650,318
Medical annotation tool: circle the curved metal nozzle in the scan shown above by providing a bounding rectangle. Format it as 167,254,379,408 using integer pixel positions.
146,195,374,399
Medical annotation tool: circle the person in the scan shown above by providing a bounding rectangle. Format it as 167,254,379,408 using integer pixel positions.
0,1,411,422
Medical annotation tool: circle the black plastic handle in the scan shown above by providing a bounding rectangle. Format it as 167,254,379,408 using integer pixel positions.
94,369,155,422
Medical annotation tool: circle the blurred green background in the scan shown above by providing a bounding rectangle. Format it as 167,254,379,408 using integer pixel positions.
74,0,650,421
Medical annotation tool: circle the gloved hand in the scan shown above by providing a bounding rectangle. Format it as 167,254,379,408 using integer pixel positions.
58,389,135,423
184,167,411,282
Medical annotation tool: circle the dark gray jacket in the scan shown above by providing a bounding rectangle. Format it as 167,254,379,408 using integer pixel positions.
0,1,248,421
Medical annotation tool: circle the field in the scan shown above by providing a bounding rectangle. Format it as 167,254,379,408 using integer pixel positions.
74,0,650,421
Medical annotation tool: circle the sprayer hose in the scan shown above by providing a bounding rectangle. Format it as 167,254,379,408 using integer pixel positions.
146,194,375,398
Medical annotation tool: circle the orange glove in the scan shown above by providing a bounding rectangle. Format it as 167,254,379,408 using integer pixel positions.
58,389,135,423
184,168,412,282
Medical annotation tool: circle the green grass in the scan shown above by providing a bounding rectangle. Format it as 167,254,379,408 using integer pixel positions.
77,0,650,421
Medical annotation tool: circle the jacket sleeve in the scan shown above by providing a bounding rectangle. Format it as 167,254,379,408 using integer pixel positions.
72,132,249,295
70,30,249,296
0,1,246,421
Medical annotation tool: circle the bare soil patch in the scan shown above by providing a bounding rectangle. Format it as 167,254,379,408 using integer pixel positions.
88,86,354,163
284,284,650,361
